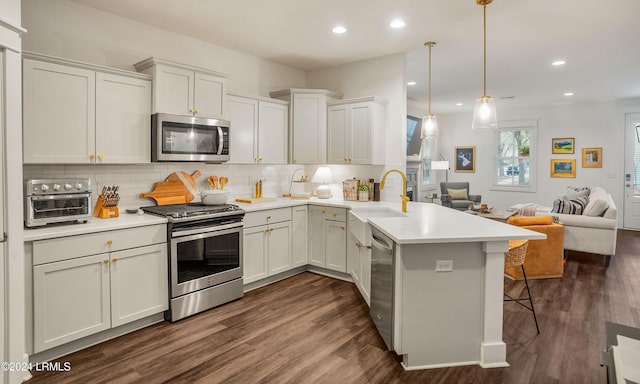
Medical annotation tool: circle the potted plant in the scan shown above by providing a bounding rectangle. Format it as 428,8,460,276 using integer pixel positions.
358,184,370,201
519,145,530,157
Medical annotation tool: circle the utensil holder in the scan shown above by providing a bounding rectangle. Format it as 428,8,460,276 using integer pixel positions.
93,196,120,218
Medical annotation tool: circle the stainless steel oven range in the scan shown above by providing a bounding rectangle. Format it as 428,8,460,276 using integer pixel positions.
25,178,92,227
141,203,245,322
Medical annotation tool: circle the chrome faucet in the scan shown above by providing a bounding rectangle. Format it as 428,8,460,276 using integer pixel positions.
380,169,410,212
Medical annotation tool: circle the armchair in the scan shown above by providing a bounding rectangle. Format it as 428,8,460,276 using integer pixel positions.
439,182,481,210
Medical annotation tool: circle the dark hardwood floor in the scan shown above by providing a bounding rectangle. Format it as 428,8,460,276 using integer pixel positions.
28,229,640,384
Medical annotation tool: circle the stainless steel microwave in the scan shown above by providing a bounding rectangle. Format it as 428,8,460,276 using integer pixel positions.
152,113,230,162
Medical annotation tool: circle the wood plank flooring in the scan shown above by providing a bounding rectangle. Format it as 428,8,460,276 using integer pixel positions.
28,229,640,383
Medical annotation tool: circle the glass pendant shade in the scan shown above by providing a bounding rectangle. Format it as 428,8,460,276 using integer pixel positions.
472,96,497,130
421,114,438,138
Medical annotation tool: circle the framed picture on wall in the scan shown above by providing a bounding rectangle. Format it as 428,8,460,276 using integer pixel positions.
582,147,602,168
454,146,475,173
550,159,576,177
551,137,575,154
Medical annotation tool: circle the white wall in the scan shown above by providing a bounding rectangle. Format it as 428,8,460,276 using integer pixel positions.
306,53,407,201
21,0,305,96
439,98,640,222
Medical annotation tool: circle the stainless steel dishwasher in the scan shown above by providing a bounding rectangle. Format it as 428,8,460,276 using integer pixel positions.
370,226,395,350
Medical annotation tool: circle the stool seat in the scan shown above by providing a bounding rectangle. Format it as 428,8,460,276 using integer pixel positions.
504,239,540,334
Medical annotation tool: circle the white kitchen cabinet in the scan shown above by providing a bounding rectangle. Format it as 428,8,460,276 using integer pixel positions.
308,206,347,272
348,232,371,305
270,88,342,164
23,54,152,164
243,208,293,284
31,224,167,353
291,205,308,267
327,97,386,165
226,92,288,164
134,57,227,119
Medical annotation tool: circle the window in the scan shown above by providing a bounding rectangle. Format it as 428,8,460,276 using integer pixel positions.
407,115,422,160
492,119,537,192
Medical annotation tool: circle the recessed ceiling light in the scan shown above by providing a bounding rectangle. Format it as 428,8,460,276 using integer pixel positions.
407,81,416,86
456,103,463,106
390,19,406,29
332,26,347,34
564,92,574,96
552,60,566,66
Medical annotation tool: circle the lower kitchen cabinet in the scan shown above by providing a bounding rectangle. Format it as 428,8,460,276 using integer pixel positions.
243,208,293,284
291,205,308,267
348,232,371,305
31,224,167,353
308,206,347,273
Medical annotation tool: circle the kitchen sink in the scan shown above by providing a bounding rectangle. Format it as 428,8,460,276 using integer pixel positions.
348,208,406,246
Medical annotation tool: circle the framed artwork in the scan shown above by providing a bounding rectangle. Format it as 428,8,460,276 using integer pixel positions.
551,137,575,154
454,146,475,173
582,147,602,168
550,159,576,178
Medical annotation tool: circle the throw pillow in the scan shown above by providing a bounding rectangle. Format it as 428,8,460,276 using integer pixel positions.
551,196,589,215
507,215,554,226
447,188,468,200
563,186,590,199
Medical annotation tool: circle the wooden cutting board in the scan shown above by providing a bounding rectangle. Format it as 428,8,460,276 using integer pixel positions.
235,197,278,204
140,180,188,205
166,170,201,202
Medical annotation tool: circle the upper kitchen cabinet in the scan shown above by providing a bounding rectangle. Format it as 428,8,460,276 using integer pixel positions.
134,57,227,119
23,53,152,164
270,88,342,164
327,97,387,165
226,92,288,164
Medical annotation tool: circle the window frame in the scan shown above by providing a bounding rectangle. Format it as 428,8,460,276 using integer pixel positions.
490,119,538,193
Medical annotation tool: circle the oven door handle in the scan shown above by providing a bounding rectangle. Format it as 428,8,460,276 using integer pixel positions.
30,193,91,201
171,222,243,238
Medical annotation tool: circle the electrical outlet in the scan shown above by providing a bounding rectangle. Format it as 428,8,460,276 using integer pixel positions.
435,260,453,272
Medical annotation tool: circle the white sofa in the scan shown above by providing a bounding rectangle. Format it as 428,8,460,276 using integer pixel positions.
530,187,618,267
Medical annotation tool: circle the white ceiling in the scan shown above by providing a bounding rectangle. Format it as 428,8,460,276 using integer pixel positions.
73,0,640,113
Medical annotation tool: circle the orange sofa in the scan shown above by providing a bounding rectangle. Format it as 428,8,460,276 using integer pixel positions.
504,215,565,280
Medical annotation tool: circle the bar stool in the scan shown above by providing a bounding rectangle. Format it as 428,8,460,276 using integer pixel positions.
504,239,540,334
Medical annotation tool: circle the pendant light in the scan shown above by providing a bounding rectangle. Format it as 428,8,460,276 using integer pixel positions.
471,0,498,130
421,41,438,138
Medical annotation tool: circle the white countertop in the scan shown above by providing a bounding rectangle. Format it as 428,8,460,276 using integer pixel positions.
23,213,168,242
24,198,544,245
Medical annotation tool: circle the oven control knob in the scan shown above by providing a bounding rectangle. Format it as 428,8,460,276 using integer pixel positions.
40,184,49,192
64,183,73,190
172,213,180,219
75,183,84,190
52,184,61,191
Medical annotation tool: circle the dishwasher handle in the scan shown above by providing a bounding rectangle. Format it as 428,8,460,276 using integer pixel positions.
371,235,393,254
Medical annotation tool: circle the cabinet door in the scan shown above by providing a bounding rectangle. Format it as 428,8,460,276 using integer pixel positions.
95,73,151,164
291,93,326,164
154,64,194,115
243,226,268,284
194,72,225,118
325,220,347,273
110,244,168,328
360,245,372,306
33,254,110,353
349,102,373,164
258,101,288,164
226,95,258,164
327,104,349,164
291,206,308,267
23,59,96,164
308,206,326,267
348,233,361,284
267,222,292,275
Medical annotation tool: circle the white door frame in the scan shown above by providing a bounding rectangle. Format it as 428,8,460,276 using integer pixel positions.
623,113,640,229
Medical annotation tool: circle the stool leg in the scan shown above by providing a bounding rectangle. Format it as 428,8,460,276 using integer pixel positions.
521,265,540,334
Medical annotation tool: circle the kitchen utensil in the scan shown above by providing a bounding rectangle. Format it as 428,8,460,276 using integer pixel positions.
201,190,230,205
94,184,120,218
165,170,201,202
209,175,219,189
140,180,188,205
219,176,228,190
